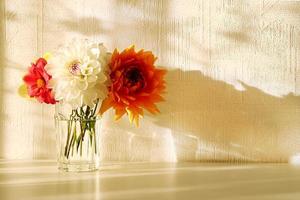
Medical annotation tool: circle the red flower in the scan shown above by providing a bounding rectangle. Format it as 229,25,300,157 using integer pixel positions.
100,46,166,126
23,58,56,104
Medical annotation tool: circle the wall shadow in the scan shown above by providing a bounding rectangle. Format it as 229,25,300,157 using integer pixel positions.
217,1,254,44
61,17,105,36
150,69,300,162
55,1,114,39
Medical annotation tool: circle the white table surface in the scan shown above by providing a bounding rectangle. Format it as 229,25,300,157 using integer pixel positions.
0,160,300,200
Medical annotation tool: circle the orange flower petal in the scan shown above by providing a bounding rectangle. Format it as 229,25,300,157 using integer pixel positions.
99,97,113,115
142,102,160,114
126,108,135,124
150,94,165,102
115,108,126,120
133,114,139,127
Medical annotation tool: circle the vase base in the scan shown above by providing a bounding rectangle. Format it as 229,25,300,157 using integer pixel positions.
58,162,98,172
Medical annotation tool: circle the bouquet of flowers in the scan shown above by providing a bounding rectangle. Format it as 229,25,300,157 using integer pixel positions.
19,39,166,171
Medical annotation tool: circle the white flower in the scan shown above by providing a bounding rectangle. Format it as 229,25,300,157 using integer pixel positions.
47,39,110,108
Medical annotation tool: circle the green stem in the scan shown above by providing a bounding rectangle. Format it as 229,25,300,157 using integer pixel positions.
90,99,99,118
64,110,77,158
64,120,71,157
64,100,99,159
92,127,97,154
67,126,75,158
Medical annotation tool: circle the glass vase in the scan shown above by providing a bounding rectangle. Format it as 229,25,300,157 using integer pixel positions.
55,101,101,172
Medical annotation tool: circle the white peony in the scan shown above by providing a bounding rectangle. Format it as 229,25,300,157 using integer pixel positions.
47,39,110,108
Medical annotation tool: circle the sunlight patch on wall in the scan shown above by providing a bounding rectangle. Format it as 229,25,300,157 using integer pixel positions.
169,1,300,97
289,153,300,165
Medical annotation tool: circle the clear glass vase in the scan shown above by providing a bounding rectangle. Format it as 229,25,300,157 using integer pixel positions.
55,101,101,172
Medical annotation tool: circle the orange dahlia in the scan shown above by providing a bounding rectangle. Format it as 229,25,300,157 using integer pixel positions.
100,46,166,126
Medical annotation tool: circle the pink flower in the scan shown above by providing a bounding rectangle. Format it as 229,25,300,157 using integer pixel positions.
23,58,56,104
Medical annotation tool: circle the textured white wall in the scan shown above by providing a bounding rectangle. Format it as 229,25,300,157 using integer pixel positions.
0,0,300,162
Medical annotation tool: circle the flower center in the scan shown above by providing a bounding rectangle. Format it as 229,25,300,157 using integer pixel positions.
36,79,45,88
126,68,142,83
124,67,145,92
68,60,81,75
